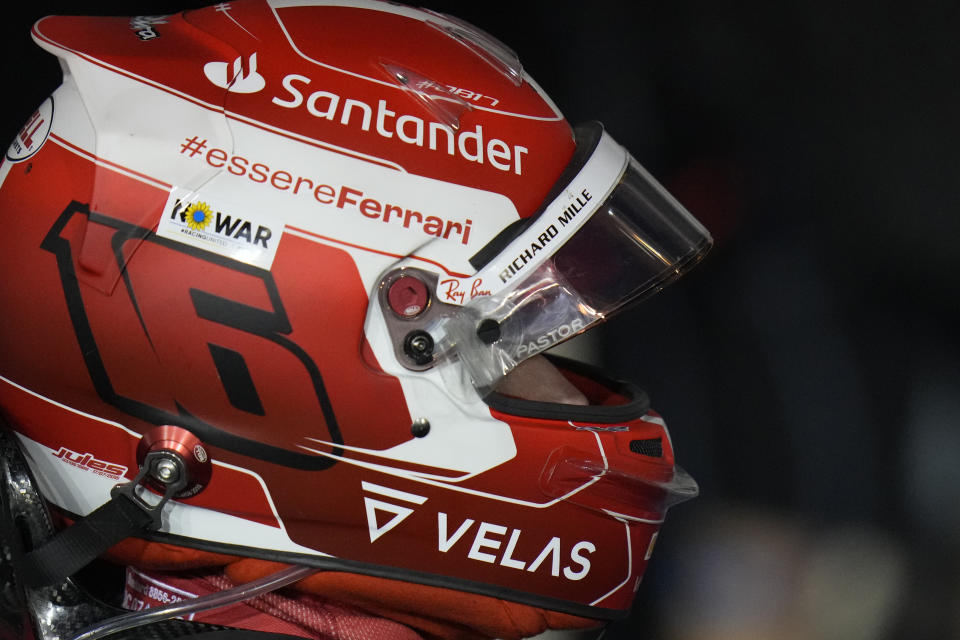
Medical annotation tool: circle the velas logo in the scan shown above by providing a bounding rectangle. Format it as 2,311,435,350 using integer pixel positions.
359,480,596,581
437,512,596,581
204,53,266,94
156,188,284,270
361,481,427,543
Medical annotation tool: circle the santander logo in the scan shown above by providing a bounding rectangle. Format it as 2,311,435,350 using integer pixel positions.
199,53,529,174
203,52,266,94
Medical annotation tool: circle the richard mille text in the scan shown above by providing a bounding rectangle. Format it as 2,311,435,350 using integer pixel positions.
499,188,593,284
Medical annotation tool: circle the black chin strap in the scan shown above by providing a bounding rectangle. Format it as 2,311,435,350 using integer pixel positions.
16,452,187,589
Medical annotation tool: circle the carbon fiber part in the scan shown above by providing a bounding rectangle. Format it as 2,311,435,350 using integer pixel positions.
0,427,234,640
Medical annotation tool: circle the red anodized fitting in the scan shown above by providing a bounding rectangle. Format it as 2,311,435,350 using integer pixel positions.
136,425,212,498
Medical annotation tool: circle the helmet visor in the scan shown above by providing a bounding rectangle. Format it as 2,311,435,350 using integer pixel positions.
430,125,712,391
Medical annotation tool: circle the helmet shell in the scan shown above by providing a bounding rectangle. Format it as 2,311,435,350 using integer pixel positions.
0,0,690,620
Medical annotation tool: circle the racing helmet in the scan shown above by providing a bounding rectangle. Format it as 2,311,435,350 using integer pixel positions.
0,1,711,638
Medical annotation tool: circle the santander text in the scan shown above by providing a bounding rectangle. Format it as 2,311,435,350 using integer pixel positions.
271,74,529,175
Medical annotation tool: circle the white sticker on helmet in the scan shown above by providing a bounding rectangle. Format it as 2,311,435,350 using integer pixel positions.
157,187,285,270
6,97,54,163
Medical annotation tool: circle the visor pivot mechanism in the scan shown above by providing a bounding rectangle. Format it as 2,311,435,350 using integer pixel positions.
387,275,430,318
476,319,501,344
403,330,435,365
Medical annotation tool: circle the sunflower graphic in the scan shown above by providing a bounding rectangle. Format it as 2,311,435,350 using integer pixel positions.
184,202,214,231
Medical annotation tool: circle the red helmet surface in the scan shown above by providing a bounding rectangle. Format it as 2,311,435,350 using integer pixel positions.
0,0,710,628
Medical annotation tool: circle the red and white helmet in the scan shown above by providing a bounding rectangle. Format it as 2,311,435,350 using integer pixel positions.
0,1,710,637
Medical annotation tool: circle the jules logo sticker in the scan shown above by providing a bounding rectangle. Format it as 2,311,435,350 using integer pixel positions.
7,97,53,162
53,446,128,480
157,188,283,270
204,53,266,94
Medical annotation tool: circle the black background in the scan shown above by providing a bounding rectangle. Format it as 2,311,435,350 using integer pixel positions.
4,2,960,638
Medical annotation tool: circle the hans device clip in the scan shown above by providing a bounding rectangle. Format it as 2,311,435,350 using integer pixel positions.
16,426,211,589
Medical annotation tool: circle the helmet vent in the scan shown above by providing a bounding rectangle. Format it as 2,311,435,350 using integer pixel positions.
629,438,663,458
422,11,524,86
380,62,472,130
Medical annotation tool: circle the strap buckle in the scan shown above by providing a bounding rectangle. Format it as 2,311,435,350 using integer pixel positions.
111,450,190,530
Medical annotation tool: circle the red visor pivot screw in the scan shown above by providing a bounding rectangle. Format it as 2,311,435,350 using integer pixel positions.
388,275,430,318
